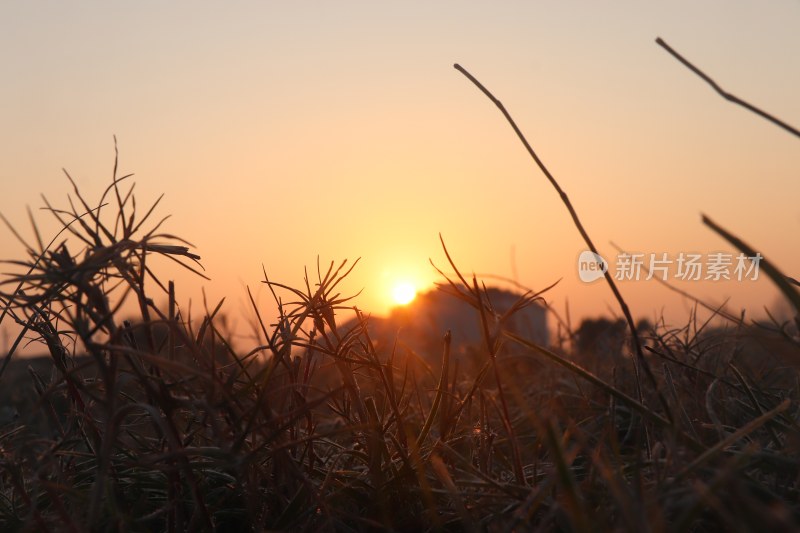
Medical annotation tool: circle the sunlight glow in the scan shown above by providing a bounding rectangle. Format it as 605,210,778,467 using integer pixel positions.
391,281,417,306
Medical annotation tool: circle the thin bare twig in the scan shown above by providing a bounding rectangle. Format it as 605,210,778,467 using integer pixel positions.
454,63,673,425
702,214,800,331
656,37,800,139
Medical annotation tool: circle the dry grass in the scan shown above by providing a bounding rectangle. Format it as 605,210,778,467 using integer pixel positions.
0,167,797,532
0,47,798,529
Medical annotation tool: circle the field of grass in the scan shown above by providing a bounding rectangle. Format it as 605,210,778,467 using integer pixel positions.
0,166,798,532
2,53,799,531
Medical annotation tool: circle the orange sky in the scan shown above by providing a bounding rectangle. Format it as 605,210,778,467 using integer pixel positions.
1,2,799,350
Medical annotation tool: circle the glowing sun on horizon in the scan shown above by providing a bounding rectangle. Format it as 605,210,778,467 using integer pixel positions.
391,281,417,306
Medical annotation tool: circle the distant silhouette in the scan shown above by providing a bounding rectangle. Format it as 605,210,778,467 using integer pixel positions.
351,286,548,367
575,317,627,357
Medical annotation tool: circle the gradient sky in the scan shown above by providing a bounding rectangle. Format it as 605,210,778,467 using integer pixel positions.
1,2,799,348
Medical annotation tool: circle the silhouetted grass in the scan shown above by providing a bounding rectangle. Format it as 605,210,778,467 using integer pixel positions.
1,43,799,529
0,165,797,532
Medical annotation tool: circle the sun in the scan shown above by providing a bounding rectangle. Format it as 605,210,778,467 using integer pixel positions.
391,281,417,306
